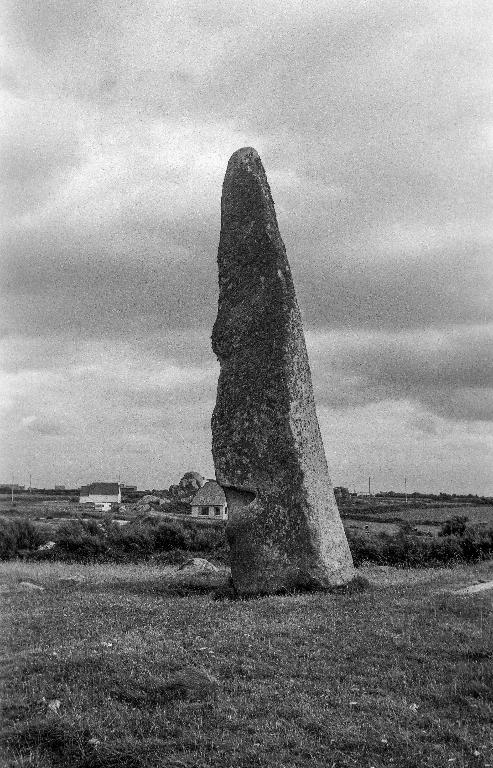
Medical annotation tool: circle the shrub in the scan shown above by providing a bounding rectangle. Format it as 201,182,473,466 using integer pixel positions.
347,524,493,567
428,536,464,564
345,530,385,565
153,521,191,551
111,524,156,556
36,520,110,562
12,518,41,550
189,528,222,552
0,520,17,559
0,518,41,559
439,516,468,536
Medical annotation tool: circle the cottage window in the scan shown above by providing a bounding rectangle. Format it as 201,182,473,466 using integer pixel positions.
200,507,209,515
214,507,221,515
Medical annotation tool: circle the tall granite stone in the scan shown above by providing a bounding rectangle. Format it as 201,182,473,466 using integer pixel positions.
212,147,355,596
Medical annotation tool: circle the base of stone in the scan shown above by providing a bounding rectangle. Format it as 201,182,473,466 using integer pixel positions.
213,573,370,600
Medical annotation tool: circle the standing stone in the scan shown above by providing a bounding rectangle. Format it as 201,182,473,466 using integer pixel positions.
211,147,355,596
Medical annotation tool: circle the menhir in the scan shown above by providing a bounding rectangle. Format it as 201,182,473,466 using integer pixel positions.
212,147,355,596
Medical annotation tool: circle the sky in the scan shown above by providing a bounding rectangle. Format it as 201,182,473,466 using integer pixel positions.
1,0,492,493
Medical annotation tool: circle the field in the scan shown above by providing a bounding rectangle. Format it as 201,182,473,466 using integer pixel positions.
341,503,493,538
343,505,493,538
1,560,492,768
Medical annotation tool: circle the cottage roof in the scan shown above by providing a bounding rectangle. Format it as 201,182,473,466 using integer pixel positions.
191,480,226,506
80,482,120,496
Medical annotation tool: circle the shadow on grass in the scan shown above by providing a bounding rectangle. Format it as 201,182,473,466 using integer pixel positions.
4,719,93,768
213,573,371,601
83,573,230,597
3,657,219,767
4,718,173,768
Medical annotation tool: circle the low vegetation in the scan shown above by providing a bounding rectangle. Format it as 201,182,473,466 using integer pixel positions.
0,516,228,564
348,523,493,567
1,513,492,569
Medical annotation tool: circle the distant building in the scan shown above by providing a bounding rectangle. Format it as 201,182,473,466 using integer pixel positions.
190,480,227,520
121,484,137,492
0,484,25,492
79,482,121,511
55,485,66,491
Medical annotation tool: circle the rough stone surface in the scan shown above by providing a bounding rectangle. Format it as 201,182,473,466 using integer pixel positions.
178,472,205,493
18,581,45,591
178,558,219,573
211,147,355,596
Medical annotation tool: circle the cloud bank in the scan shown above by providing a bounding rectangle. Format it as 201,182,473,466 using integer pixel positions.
1,0,492,492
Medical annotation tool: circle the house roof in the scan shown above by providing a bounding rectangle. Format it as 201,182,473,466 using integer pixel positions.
80,482,120,496
191,480,226,506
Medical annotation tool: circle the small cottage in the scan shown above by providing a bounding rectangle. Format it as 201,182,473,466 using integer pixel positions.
190,480,227,520
79,482,121,512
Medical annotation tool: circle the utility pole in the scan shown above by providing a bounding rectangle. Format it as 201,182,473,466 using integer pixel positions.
11,474,14,504
368,476,371,496
29,473,32,493
404,476,408,505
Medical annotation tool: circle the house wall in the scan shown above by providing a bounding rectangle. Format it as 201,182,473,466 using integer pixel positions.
191,504,227,520
79,493,121,505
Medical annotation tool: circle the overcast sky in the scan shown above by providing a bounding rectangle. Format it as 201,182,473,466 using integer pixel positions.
1,0,492,493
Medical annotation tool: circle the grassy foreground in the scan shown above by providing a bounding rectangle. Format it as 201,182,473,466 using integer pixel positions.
1,561,492,768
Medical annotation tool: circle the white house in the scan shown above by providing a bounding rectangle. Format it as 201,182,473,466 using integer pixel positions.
190,480,227,520
79,482,121,512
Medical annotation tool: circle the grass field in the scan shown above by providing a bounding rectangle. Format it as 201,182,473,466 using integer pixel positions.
1,560,492,767
343,505,493,538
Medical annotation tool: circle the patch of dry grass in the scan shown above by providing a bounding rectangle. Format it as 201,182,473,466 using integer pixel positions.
1,561,492,767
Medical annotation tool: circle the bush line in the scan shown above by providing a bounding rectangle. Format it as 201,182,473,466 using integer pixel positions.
1,515,492,567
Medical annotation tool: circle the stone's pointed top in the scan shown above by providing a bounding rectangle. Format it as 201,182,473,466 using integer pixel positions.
228,146,261,163
221,146,277,233
225,147,266,179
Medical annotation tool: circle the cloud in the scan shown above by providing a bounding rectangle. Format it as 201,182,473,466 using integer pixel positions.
0,94,83,217
21,415,65,436
318,400,493,494
1,0,491,344
308,325,493,422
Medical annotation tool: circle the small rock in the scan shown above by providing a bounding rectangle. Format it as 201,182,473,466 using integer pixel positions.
178,558,219,573
37,541,56,551
18,581,45,591
47,699,61,713
58,576,85,584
